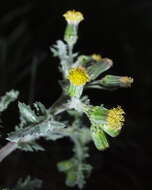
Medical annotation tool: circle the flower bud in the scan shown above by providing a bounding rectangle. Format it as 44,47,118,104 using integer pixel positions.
85,105,125,137
87,58,113,80
100,75,133,88
63,10,84,46
91,125,109,150
64,24,78,46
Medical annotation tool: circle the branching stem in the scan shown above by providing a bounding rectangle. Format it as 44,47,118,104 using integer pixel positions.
0,93,70,162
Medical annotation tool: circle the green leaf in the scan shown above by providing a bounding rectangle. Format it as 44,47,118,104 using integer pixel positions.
33,102,47,116
18,102,38,124
14,176,42,190
51,40,68,58
18,141,44,152
0,90,19,112
7,120,65,144
65,170,77,187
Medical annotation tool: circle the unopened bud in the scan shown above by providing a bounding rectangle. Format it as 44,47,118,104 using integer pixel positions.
91,125,109,150
63,10,84,46
100,75,133,88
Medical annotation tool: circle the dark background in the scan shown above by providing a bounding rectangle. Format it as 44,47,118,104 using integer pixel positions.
0,0,152,189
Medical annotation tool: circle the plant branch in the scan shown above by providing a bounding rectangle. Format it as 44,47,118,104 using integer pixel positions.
0,142,18,162
0,93,71,162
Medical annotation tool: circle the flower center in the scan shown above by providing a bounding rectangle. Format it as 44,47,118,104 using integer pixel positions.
63,10,84,24
68,67,90,86
120,77,134,86
107,106,125,129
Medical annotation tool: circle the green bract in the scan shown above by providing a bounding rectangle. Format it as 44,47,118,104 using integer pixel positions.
91,125,109,150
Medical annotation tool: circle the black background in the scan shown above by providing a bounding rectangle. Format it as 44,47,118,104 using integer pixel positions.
0,0,152,189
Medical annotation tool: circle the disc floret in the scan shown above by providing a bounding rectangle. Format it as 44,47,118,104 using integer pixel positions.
68,67,90,86
107,106,125,129
63,10,84,25
120,77,134,87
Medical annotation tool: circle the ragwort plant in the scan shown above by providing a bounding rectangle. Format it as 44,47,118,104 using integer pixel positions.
0,10,133,189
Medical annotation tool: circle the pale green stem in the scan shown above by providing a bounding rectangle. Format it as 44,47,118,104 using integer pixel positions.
68,44,74,64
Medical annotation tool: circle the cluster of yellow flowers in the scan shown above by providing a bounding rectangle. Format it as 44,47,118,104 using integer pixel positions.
62,10,133,150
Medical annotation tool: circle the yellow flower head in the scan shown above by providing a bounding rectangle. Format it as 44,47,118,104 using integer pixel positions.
63,10,84,24
120,77,134,87
92,54,102,62
107,106,125,129
68,67,90,86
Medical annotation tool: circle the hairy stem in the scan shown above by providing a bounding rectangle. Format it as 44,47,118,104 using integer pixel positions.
0,93,70,162
68,45,73,64
49,93,69,115
0,142,18,162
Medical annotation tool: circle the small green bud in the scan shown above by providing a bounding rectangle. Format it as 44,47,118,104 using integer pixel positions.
91,125,109,150
63,10,84,46
100,75,133,88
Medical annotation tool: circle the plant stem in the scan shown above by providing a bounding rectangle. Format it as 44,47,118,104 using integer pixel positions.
0,142,18,162
49,93,69,115
68,44,73,64
0,93,70,162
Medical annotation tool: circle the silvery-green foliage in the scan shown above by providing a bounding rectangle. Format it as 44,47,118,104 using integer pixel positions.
7,117,65,143
0,90,19,132
57,113,92,189
0,176,42,190
18,102,38,124
51,40,69,76
17,140,45,152
0,90,19,112
7,102,65,151
14,176,42,190
51,40,68,58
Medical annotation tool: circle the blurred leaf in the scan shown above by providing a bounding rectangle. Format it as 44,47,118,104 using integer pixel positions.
14,176,42,190
0,90,19,112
